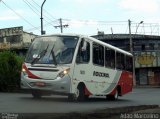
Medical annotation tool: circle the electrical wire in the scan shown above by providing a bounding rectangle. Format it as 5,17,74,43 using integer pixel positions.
1,0,39,31
31,0,57,21
23,0,40,16
23,0,59,28
25,19,58,32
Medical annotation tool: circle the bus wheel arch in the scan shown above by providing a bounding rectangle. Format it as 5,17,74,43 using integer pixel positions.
76,82,86,101
107,86,121,100
68,82,86,101
117,85,121,96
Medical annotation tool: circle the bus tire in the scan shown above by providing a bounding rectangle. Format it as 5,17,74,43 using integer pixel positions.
114,89,119,100
106,89,118,100
77,85,85,101
32,90,42,99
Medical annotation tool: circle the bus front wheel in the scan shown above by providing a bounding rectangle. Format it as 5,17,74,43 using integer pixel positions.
31,90,42,99
77,85,85,101
68,85,85,101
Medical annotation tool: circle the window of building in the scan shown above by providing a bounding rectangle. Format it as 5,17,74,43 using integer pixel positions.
149,43,154,50
76,39,90,63
93,42,104,66
105,47,115,69
158,43,160,50
6,35,21,43
125,43,130,51
0,38,3,43
141,44,145,51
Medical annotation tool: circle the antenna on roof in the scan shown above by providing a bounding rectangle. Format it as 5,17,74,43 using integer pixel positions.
111,27,113,34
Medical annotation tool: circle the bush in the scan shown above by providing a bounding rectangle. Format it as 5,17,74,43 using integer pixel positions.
0,51,24,92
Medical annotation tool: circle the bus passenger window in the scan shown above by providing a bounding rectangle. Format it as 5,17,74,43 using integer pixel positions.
116,52,125,70
105,48,115,69
93,43,104,66
76,39,90,63
126,56,133,72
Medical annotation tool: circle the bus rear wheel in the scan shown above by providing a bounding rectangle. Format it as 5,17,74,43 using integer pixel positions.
106,89,118,100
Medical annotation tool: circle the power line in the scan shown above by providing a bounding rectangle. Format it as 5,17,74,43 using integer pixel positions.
23,0,59,33
64,18,127,24
25,19,58,32
31,0,57,21
23,0,40,16
1,0,38,30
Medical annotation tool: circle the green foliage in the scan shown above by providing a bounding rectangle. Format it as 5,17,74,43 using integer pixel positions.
0,51,24,91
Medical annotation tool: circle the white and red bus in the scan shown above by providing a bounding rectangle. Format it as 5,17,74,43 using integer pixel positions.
21,33,133,101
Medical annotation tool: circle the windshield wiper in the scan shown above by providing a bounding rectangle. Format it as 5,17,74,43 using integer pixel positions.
31,44,49,65
50,45,57,66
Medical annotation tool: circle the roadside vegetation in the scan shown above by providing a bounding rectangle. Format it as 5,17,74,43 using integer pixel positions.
0,51,24,92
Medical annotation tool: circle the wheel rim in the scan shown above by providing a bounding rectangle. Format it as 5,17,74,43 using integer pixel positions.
75,87,80,98
115,90,118,99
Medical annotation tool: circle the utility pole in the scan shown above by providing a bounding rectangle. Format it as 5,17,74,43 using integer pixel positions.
40,0,46,35
128,19,132,53
54,18,69,33
128,19,136,86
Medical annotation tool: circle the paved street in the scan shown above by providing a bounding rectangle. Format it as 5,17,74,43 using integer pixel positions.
0,87,160,113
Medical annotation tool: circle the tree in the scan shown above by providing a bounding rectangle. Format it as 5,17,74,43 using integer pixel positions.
0,51,24,92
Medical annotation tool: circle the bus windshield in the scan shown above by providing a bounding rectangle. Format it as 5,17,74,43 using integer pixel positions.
25,36,79,65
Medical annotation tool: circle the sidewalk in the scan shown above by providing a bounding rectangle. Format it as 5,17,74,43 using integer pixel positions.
134,85,160,88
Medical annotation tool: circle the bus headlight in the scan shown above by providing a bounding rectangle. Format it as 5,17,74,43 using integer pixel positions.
57,68,70,78
22,67,27,76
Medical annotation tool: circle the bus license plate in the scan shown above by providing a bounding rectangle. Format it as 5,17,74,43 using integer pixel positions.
35,82,46,87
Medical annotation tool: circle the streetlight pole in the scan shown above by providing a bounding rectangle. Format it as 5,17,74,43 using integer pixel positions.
40,0,46,35
135,21,144,34
128,20,144,86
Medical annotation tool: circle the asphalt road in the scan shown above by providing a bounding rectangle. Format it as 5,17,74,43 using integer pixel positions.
0,87,160,113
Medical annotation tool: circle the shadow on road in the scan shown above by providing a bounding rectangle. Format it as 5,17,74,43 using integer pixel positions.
19,95,133,103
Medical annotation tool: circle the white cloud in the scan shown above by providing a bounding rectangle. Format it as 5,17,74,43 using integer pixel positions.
119,0,159,13
60,0,109,5
65,19,98,28
67,20,84,28
0,10,24,21
0,16,19,20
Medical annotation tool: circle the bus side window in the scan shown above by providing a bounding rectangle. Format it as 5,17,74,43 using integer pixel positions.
105,48,115,69
116,52,125,70
76,39,90,63
126,56,133,72
93,43,104,66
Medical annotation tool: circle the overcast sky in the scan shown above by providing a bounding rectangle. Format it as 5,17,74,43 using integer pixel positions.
0,0,160,35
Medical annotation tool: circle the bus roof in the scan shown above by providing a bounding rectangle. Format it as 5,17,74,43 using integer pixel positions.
88,36,133,57
36,33,133,57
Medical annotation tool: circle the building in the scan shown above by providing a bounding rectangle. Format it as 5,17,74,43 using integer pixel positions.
92,33,160,86
0,26,37,55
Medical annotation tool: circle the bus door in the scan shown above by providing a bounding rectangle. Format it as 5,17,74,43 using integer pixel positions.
72,38,93,95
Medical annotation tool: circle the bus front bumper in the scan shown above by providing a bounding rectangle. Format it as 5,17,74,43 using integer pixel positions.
20,74,71,94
